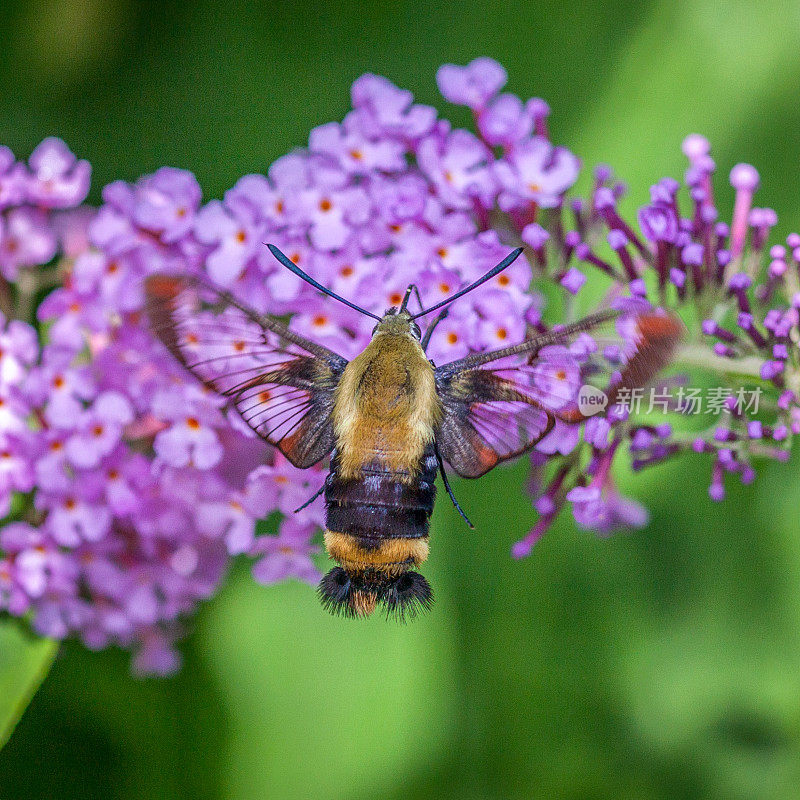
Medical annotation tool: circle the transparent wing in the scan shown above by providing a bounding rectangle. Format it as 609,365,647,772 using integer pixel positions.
146,275,348,468
435,310,683,477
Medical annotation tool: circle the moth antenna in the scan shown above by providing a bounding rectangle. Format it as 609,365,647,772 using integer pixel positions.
411,247,524,320
266,243,381,321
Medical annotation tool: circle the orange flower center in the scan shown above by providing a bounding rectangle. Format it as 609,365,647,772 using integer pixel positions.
235,229,247,244
447,332,458,345
318,198,333,212
497,274,510,287
186,417,201,429
496,328,507,340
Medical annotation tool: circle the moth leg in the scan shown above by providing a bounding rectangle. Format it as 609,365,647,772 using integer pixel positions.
434,441,474,529
421,307,450,352
293,482,326,513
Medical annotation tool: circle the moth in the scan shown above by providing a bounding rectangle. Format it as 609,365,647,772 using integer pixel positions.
146,245,682,619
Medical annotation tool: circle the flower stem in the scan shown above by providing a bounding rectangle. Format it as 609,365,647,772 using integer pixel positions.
0,277,12,320
673,343,764,378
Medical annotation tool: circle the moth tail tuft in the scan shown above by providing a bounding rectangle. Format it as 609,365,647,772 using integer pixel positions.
318,567,378,618
381,571,433,622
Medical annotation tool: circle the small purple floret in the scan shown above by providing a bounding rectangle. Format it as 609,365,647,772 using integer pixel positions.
730,163,760,192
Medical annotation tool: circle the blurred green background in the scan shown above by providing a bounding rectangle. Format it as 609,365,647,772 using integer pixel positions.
3,0,800,798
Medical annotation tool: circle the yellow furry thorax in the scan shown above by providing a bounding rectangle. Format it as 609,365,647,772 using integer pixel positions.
331,323,442,482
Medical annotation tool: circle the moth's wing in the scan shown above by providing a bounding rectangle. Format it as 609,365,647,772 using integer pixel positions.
145,274,348,468
435,310,683,478
434,369,556,478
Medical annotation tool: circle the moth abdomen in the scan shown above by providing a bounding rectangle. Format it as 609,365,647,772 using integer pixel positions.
324,531,429,573
325,464,436,510
326,505,430,540
320,447,438,619
324,451,437,540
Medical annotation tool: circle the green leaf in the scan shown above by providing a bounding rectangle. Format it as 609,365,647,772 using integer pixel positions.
0,619,57,750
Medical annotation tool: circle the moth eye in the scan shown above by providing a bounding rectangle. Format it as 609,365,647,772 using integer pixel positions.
372,324,379,335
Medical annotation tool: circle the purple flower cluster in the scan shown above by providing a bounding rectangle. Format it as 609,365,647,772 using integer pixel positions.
0,58,796,670
0,138,90,282
626,143,797,498
0,152,332,673
0,62,571,671
510,128,800,553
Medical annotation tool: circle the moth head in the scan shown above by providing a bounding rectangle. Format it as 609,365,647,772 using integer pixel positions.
372,308,422,340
